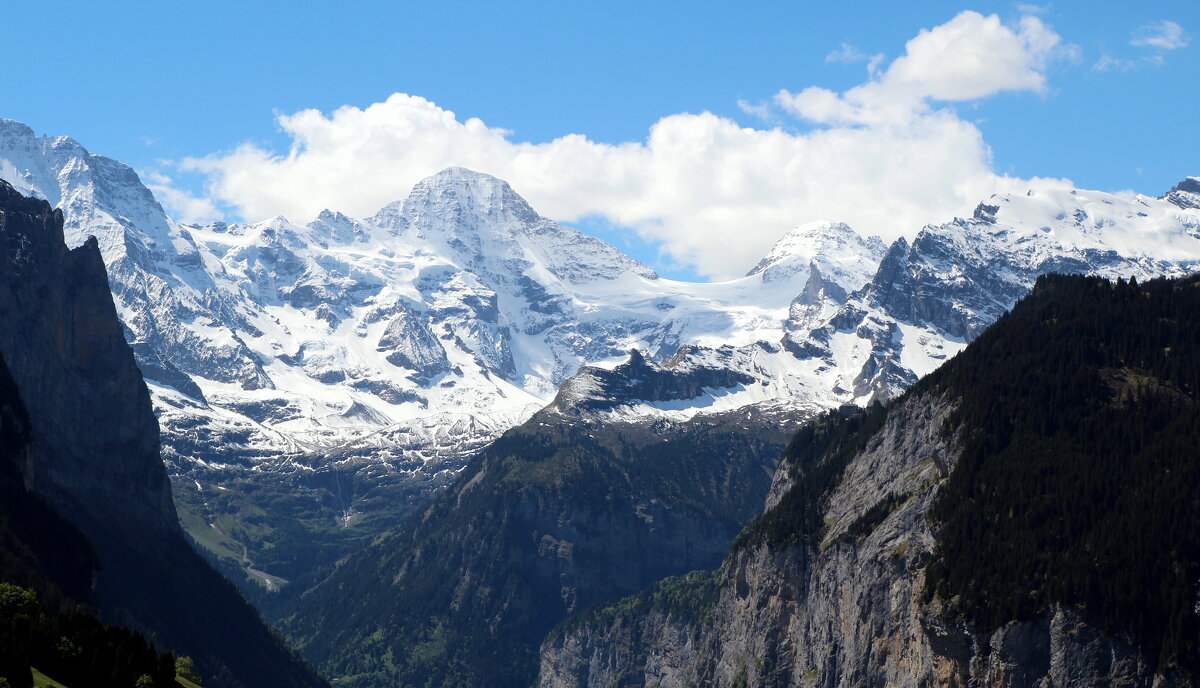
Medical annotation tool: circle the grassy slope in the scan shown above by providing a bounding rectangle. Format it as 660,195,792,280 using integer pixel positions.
31,667,206,688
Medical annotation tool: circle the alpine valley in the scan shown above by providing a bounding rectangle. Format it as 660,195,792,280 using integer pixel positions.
1,116,1199,687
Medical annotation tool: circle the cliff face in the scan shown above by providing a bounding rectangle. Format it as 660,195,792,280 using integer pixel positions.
540,393,1176,688
0,178,173,539
0,179,327,688
539,275,1200,688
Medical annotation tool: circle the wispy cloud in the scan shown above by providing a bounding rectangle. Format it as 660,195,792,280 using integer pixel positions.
826,42,865,63
1093,20,1189,72
736,98,774,121
1131,20,1189,51
825,42,886,77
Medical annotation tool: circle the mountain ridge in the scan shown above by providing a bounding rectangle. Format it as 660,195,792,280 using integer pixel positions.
2,117,1198,595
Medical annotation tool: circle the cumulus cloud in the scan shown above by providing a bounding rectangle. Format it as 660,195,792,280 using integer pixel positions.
174,10,1073,279
1131,20,1189,51
776,12,1073,127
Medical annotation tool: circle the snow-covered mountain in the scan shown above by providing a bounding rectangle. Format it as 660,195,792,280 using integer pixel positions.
2,116,1198,570
0,120,877,491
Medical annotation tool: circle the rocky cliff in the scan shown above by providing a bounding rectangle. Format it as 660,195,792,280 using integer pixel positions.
284,397,807,688
0,179,327,688
0,177,173,539
539,274,1200,688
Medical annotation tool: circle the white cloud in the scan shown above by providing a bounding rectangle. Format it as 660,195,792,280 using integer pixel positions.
825,42,886,78
1091,54,1135,73
144,171,222,224
825,42,869,64
1093,20,1187,73
777,11,1072,129
175,10,1073,280
736,98,774,120
1131,20,1189,50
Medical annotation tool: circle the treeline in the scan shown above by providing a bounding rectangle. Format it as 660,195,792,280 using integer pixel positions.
733,403,887,550
0,583,179,688
0,355,198,688
920,274,1200,673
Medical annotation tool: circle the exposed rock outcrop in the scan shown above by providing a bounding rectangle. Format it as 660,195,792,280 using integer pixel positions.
539,391,1182,688
0,178,172,537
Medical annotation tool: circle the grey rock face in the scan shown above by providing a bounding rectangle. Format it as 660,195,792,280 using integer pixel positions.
0,178,174,538
1164,177,1200,210
537,392,1184,688
551,349,755,414
376,300,450,381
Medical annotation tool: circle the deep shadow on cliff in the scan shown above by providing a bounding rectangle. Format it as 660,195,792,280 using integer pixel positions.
0,180,327,688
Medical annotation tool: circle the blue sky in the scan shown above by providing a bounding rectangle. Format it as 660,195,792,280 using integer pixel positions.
1,0,1196,279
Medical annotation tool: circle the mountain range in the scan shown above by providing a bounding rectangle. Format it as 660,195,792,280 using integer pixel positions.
2,118,1200,585
2,118,1198,592
1,116,1199,688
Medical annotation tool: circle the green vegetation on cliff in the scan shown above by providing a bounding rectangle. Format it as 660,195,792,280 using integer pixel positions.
922,274,1200,673
733,403,887,550
737,273,1200,676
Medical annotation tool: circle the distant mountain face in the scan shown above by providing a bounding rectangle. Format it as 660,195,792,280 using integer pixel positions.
0,119,867,460
1,117,1198,586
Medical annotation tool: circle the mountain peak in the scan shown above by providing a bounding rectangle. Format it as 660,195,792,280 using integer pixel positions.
1163,176,1200,210
426,165,506,185
409,166,536,218
368,166,537,231
0,118,36,138
747,220,887,292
